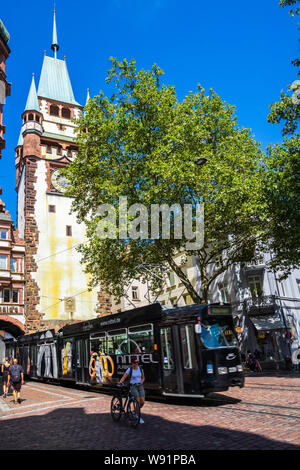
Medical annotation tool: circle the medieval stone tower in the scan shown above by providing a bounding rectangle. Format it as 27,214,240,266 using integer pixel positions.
15,11,111,333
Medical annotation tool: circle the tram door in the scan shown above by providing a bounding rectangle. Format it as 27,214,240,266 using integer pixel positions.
160,326,180,393
160,324,201,395
178,325,201,395
75,338,90,384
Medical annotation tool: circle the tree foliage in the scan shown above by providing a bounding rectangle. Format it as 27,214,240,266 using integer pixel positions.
264,1,300,275
268,0,300,134
261,135,300,277
66,58,264,303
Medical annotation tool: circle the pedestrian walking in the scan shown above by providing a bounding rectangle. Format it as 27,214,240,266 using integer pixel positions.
1,357,10,398
118,357,146,423
7,358,24,405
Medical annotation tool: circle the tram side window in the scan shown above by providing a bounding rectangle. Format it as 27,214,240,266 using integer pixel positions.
62,339,73,376
128,324,154,354
160,328,175,370
30,345,37,365
84,340,90,367
90,334,106,355
107,329,128,355
76,341,82,367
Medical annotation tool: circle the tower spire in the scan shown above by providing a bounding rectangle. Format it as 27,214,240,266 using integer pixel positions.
51,6,59,59
86,88,90,105
24,74,40,112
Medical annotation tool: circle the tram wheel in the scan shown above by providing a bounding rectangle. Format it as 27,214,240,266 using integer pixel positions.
126,398,140,428
110,396,122,422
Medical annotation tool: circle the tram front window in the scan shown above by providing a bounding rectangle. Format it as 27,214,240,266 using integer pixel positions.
200,319,238,348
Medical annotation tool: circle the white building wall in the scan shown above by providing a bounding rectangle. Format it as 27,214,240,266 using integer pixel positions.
32,159,99,321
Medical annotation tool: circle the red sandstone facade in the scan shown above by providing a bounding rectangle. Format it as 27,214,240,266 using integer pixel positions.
0,198,25,324
0,19,10,159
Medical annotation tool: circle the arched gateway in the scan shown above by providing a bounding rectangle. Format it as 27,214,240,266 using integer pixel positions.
0,316,25,362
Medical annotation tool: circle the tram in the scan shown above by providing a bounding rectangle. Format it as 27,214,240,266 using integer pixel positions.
5,303,244,397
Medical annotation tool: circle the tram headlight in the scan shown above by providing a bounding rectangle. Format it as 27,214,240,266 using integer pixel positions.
217,367,228,375
237,365,243,372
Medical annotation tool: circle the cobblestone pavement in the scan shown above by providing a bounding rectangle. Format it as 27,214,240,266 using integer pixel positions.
0,374,299,450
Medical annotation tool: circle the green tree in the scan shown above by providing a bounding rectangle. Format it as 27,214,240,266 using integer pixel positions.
261,136,300,276
263,1,300,275
66,58,264,303
268,0,300,134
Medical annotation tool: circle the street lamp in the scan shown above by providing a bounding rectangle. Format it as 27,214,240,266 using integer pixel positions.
195,157,207,166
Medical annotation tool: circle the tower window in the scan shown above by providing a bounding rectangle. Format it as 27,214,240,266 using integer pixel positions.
132,286,139,300
62,108,71,119
3,289,10,303
28,113,34,121
12,290,19,303
66,226,72,236
49,205,56,213
50,105,59,117
0,230,8,239
35,115,40,123
10,259,17,272
0,255,7,269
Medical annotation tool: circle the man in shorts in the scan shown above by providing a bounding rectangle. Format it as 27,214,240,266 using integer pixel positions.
7,358,24,405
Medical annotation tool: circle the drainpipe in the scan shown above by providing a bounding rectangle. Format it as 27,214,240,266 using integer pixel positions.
269,253,292,359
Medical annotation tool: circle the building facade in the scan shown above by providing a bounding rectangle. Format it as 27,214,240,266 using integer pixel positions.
155,253,300,368
0,18,10,160
15,12,111,334
0,19,26,361
111,279,153,314
0,197,26,360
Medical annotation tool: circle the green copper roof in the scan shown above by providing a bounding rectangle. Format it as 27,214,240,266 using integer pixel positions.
42,131,75,143
25,75,40,112
17,130,23,147
37,55,80,106
0,19,10,44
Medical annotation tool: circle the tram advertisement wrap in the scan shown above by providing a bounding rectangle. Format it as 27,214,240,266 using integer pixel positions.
89,352,115,384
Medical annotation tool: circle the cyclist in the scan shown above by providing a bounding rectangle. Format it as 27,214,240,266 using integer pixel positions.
118,357,145,423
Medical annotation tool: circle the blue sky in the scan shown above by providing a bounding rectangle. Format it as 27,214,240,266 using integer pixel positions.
0,0,298,221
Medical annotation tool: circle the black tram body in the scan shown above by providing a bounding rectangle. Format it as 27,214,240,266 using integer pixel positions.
5,303,244,397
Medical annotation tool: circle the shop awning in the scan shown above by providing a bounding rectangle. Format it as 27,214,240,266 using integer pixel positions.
250,314,285,331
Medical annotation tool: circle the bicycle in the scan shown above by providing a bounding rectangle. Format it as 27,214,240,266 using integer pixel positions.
110,383,141,428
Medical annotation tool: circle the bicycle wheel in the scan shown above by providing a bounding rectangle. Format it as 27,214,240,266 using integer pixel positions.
111,396,122,422
126,398,140,428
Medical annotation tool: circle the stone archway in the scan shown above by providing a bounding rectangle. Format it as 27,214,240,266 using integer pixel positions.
0,316,25,362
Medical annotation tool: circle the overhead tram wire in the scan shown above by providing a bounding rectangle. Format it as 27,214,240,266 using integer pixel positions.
36,240,89,264
41,289,93,312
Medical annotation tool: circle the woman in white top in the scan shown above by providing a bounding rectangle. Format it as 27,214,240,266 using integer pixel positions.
118,357,145,423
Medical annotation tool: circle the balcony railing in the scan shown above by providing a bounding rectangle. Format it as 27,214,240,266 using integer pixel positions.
243,295,277,316
243,260,265,270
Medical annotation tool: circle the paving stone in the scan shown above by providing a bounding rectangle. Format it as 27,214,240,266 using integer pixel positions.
0,374,299,449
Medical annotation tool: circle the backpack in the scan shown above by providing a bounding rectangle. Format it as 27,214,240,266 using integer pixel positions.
10,365,21,383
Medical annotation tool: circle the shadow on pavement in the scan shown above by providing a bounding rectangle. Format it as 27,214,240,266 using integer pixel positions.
149,393,241,407
0,406,299,450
